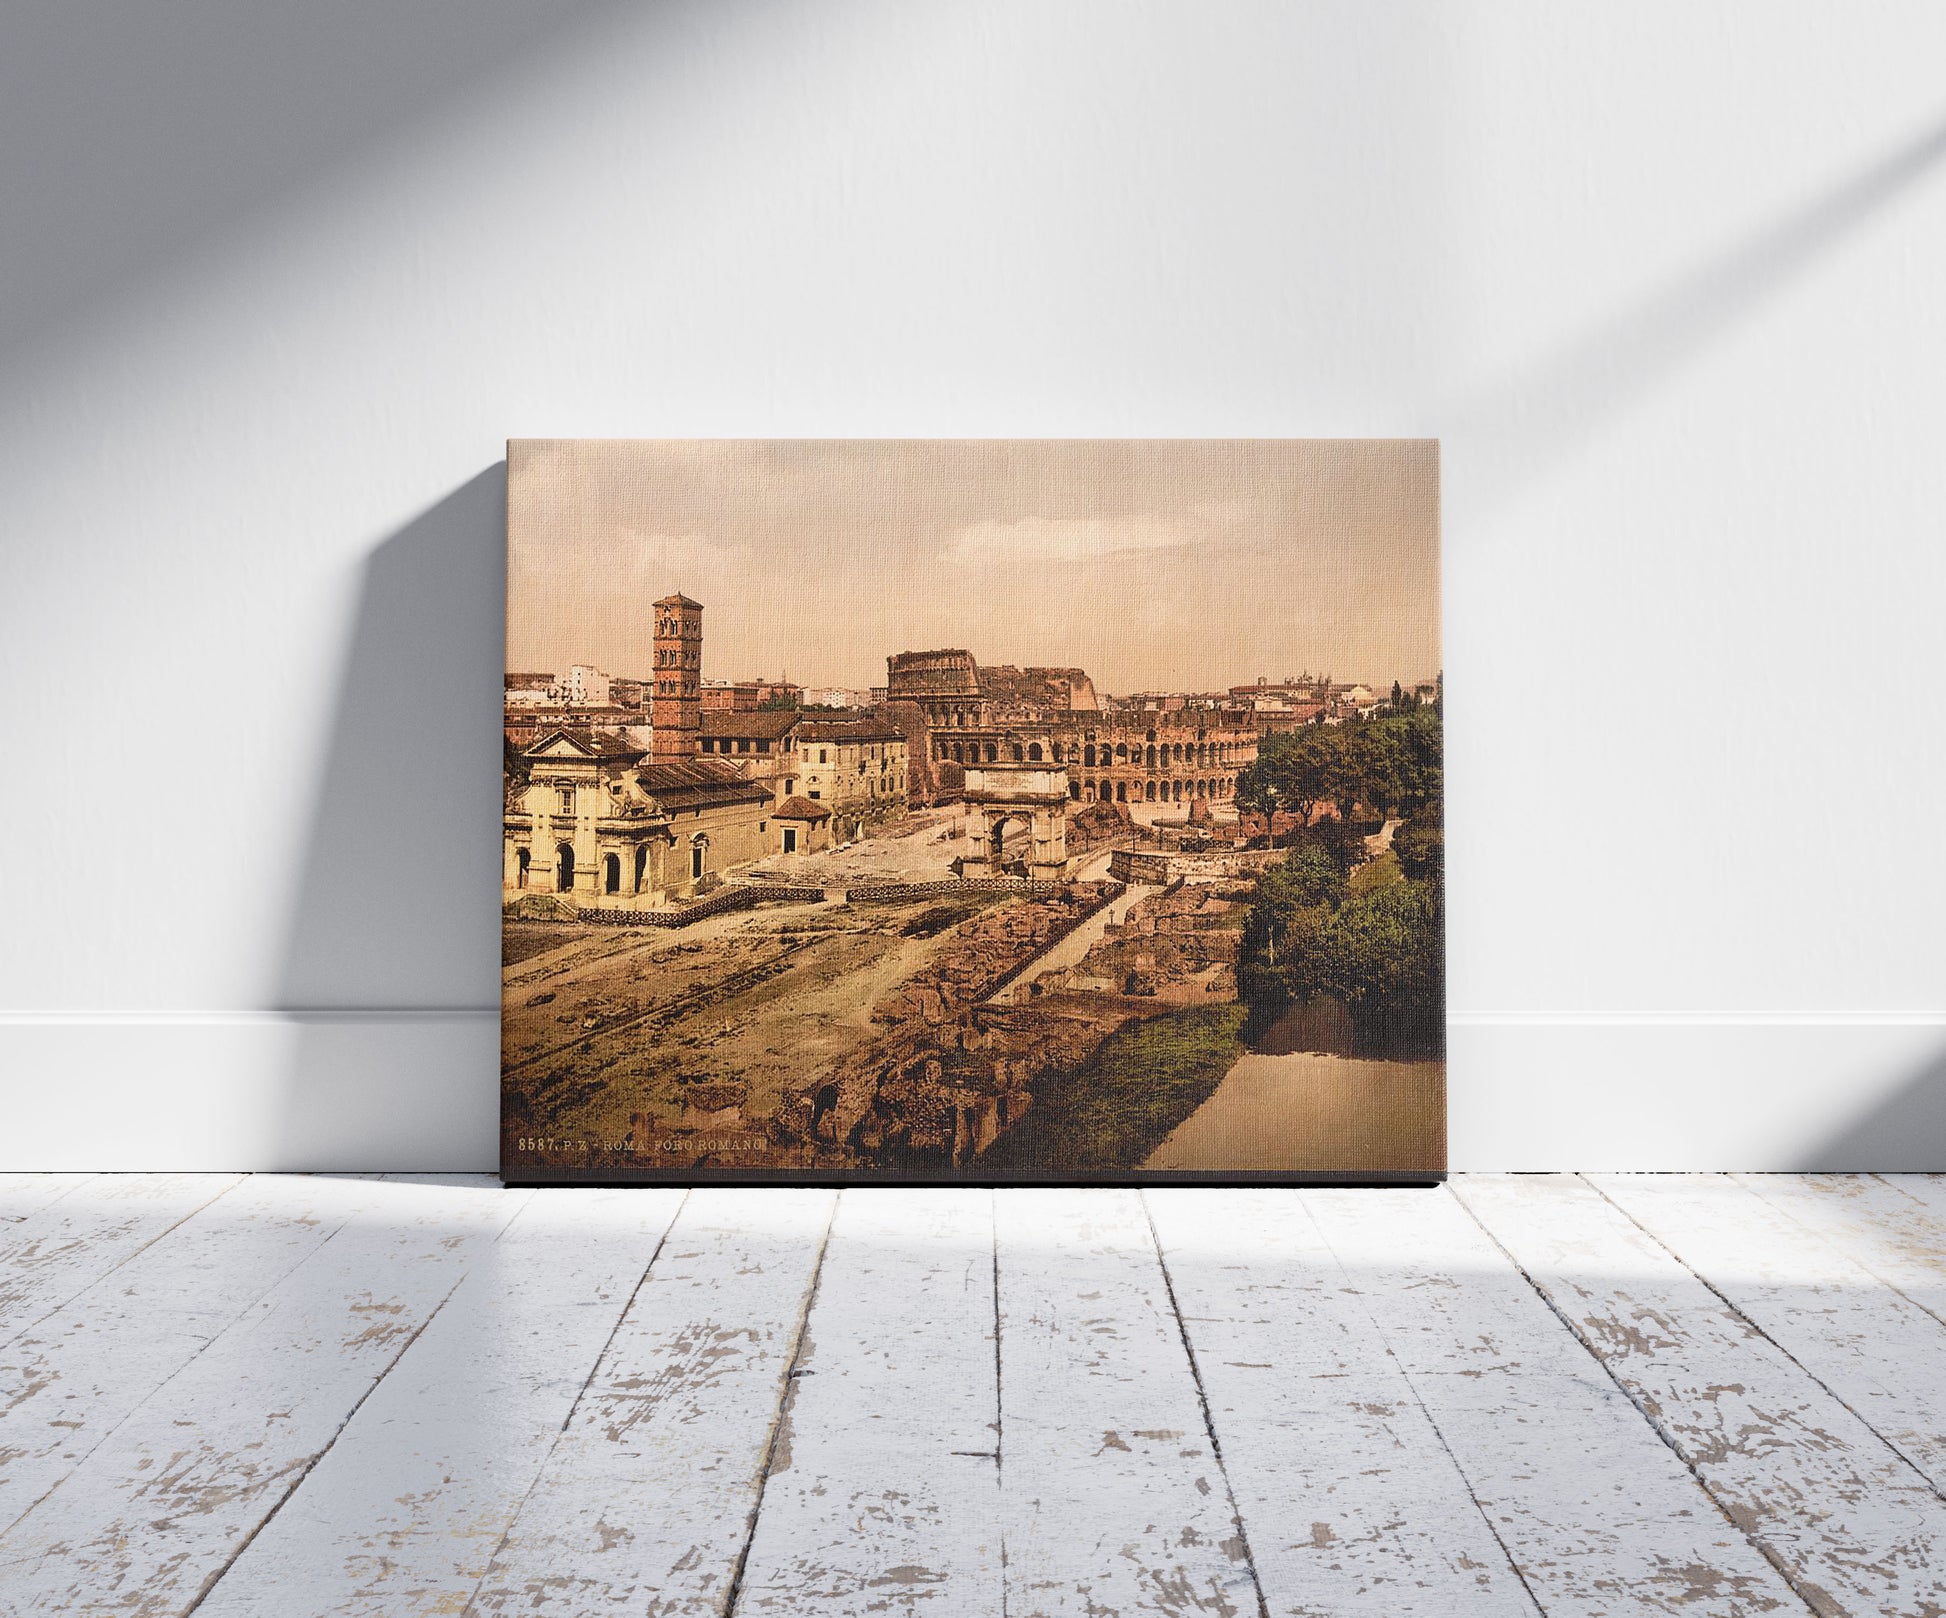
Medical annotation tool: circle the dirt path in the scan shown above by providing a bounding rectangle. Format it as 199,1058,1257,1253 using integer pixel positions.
984,882,1157,1002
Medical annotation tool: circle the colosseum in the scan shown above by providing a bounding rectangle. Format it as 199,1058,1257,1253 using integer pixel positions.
886,648,1257,807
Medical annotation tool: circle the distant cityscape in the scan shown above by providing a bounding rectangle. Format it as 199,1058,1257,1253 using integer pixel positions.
504,589,1436,910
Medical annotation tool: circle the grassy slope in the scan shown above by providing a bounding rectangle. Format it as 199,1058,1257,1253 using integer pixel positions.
981,1002,1248,1172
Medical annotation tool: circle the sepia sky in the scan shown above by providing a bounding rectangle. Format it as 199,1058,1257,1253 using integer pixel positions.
507,439,1439,694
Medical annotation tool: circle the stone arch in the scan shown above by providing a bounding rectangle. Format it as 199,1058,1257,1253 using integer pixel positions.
1027,742,1043,762
985,809,1024,865
556,842,575,893
1083,743,1096,767
1115,742,1129,762
1095,779,1110,801
1172,780,1183,802
603,853,622,893
1116,782,1127,803
1144,780,1157,802
985,743,998,763
635,844,650,890
1145,744,1157,768
515,847,530,889
965,777,1069,877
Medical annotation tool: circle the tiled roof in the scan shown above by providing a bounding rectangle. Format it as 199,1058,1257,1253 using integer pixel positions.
636,756,772,811
654,591,703,609
522,728,646,761
699,710,802,740
773,795,833,820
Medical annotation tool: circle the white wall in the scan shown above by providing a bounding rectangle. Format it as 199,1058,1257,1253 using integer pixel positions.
4,1,1943,1170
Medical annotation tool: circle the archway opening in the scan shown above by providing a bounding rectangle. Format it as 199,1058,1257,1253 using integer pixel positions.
556,842,575,892
603,853,621,894
515,847,530,889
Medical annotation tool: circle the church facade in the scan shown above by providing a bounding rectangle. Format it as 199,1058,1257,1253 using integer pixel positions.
504,593,776,908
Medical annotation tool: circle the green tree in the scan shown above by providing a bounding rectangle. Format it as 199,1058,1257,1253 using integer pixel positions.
1392,817,1444,883
1312,879,1443,1021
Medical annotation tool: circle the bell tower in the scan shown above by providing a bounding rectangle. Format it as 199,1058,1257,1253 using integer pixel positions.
651,592,703,761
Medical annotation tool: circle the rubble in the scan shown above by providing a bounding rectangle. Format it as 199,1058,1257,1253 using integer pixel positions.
778,880,1246,1167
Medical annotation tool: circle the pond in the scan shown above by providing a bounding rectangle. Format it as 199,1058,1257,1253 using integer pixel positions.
1142,1001,1444,1174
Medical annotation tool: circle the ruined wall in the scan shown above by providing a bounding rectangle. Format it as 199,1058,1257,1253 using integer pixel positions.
772,879,1236,1168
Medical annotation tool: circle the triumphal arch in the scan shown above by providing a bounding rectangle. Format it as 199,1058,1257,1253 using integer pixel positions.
960,763,1070,879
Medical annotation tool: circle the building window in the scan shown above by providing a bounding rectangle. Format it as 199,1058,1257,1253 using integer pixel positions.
515,848,530,889
809,789,821,799
819,749,828,763
557,787,574,814
691,840,706,881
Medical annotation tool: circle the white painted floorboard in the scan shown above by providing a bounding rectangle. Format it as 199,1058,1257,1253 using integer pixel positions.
195,1185,687,1618
466,1187,836,1616
1148,1187,1540,1616
996,1188,1260,1617
732,1189,1002,1616
0,1174,1941,1617
1307,1185,1806,1615
1457,1174,1946,1616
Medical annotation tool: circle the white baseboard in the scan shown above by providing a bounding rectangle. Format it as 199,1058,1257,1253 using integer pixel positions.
1,1013,1940,1172
1448,1015,1946,1171
0,1012,500,1172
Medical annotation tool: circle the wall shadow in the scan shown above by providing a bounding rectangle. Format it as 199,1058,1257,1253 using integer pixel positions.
0,1,641,376
272,467,506,1169
1451,109,1946,512
1795,1042,1946,1172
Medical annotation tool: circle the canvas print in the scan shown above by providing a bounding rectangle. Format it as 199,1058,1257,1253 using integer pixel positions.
502,440,1443,1183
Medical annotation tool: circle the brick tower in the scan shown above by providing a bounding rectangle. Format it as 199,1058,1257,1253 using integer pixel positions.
651,592,703,761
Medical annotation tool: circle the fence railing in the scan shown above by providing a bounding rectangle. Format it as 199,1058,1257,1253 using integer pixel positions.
507,882,828,930
844,876,1071,904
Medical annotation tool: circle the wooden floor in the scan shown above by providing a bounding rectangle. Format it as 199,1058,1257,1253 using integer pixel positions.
2,1176,1945,1615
